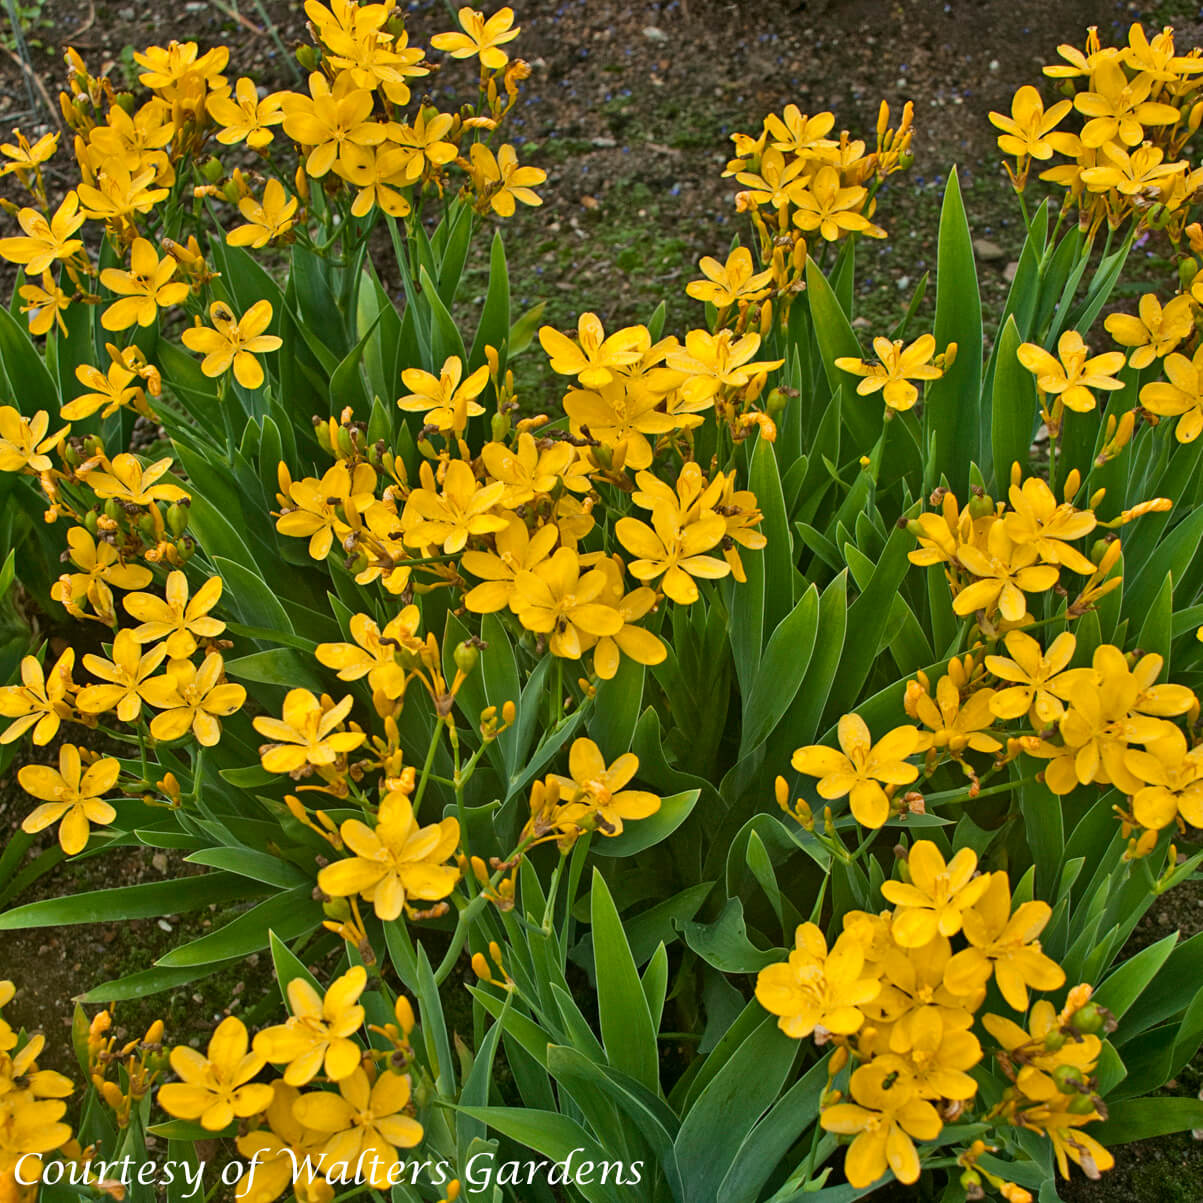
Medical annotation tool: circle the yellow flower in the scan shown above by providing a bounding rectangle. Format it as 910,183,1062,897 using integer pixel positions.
76,164,170,224
400,459,507,555
945,872,1065,1010
1140,344,1203,443
18,743,119,855
83,453,189,505
906,669,1002,759
99,237,190,331
686,246,774,307
182,299,281,390
62,360,146,421
0,649,75,745
0,193,84,273
0,407,66,473
563,380,678,470
0,128,58,177
293,1067,423,1188
1003,475,1097,574
431,6,520,69
233,1082,333,1203
480,432,575,507
819,1060,942,1188
254,965,367,1085
158,1016,274,1131
467,142,545,216
252,689,366,773
397,355,490,434
873,1011,982,1102
989,86,1073,160
835,334,951,412
336,142,416,218
881,841,992,948
1017,330,1125,413
539,313,647,388
18,272,71,337
616,505,729,604
316,609,424,701
545,738,660,836
791,713,920,828
124,571,225,657
665,328,783,409
142,653,246,746
461,517,559,613
207,76,286,148
277,461,378,561
1125,727,1203,829
1105,293,1193,370
280,73,385,178
508,546,624,659
50,525,153,624
227,179,299,248
1079,141,1183,196
1072,58,1180,147
134,40,229,94
755,921,881,1039
985,630,1076,724
792,165,883,241
318,790,460,921
953,521,1060,622
76,629,168,720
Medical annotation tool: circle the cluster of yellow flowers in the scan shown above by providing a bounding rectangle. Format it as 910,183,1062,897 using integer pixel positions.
274,334,767,680
991,22,1203,235
787,623,1201,851
906,467,1163,631
154,971,429,1199
0,2,542,354
755,844,1111,1193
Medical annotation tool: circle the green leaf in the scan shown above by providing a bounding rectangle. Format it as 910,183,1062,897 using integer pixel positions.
923,168,983,493
1094,931,1178,1022
590,867,659,1091
224,648,325,690
157,887,322,967
776,571,847,749
454,1108,625,1203
1089,1097,1203,1145
184,848,309,888
593,789,700,858
269,929,323,1011
0,304,59,414
76,963,222,1003
0,873,263,930
740,585,819,756
470,231,511,370
674,1014,798,1203
990,314,1036,484
677,896,781,973
418,264,467,368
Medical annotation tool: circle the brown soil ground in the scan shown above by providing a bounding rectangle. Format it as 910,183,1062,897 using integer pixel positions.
4,0,1203,1198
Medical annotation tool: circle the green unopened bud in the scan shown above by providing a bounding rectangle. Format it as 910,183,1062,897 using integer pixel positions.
1070,1002,1104,1035
453,641,479,675
765,388,788,416
490,411,511,442
200,156,224,183
166,501,190,536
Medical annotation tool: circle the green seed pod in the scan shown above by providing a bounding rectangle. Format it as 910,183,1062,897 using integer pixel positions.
453,641,479,675
1052,1064,1083,1094
296,44,319,71
1042,1029,1066,1052
1070,1002,1104,1035
1179,257,1198,292
765,387,788,416
113,91,136,115
104,499,123,522
1090,539,1110,564
166,502,190,536
337,425,355,457
967,494,995,519
491,411,511,442
137,513,156,540
314,418,334,454
200,156,224,183
83,510,100,535
322,897,351,921
1068,1093,1097,1115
